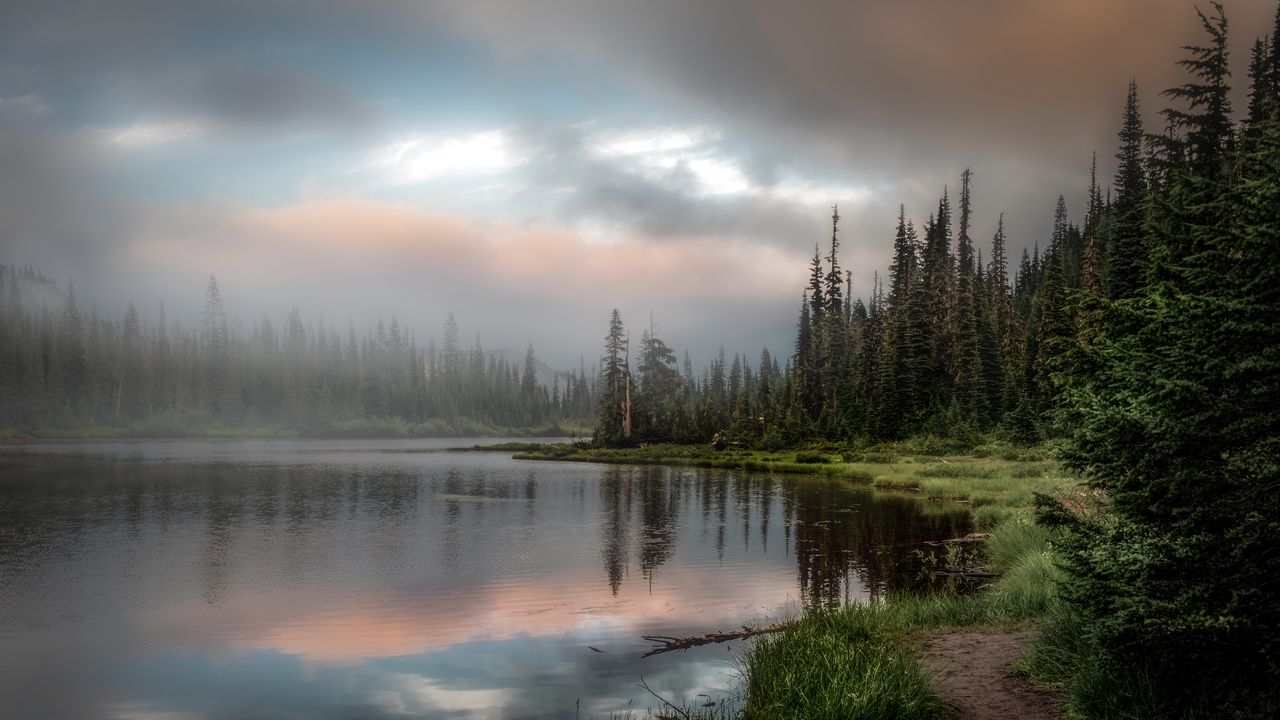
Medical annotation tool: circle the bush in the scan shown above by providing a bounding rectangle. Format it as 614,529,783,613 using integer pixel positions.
793,450,831,464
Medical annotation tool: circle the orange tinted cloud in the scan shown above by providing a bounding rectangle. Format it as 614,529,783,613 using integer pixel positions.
127,196,800,305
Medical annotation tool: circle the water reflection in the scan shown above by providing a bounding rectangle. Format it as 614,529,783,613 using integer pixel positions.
0,444,969,719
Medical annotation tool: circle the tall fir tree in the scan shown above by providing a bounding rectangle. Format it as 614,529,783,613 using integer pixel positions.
1047,6,1280,709
1109,80,1150,298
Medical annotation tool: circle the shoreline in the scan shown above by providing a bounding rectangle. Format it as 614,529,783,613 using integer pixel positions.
510,441,1072,718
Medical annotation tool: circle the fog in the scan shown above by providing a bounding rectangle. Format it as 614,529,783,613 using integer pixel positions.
2,0,1275,367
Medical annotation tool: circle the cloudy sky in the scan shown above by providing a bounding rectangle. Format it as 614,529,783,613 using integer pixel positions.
2,1,1275,367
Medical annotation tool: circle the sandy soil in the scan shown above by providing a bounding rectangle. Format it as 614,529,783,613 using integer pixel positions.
921,631,1060,720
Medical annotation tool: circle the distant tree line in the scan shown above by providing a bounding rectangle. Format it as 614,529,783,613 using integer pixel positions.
0,270,596,435
596,160,1114,447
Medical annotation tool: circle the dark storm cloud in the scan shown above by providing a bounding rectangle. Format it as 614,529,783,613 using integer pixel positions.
3,1,381,139
10,1,1276,167
114,63,378,137
443,0,1278,261
448,1,1276,169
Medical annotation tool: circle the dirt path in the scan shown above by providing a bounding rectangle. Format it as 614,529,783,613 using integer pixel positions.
920,631,1060,720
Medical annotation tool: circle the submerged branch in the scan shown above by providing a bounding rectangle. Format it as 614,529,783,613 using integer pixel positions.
922,532,990,546
641,621,794,657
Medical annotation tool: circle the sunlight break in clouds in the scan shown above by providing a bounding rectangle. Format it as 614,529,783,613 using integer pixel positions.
592,126,719,157
366,130,520,185
587,125,871,203
588,125,752,196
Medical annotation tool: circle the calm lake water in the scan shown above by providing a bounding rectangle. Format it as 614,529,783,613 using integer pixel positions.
0,439,970,719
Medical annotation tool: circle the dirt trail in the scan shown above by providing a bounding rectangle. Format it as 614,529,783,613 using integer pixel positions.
920,631,1060,720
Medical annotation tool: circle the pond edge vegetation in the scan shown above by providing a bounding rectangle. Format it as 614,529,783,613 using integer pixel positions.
515,438,1073,719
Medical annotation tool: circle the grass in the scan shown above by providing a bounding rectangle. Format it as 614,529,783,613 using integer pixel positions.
514,441,1074,512
739,609,946,719
734,517,1062,719
575,441,1270,719
512,443,875,480
514,439,1078,719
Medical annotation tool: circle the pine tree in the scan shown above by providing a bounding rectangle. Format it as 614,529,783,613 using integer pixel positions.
1047,6,1280,708
1160,2,1234,177
1245,37,1273,138
988,215,1023,407
825,205,843,321
952,169,981,418
1149,2,1236,294
596,309,632,446
822,207,847,422
1110,81,1150,298
923,192,954,382
887,206,917,313
1033,205,1072,405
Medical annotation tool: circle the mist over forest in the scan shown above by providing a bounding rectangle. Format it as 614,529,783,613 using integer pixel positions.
2,2,1279,719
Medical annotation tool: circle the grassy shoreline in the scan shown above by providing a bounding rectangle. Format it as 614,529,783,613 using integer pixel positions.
515,440,1075,718
515,441,1075,530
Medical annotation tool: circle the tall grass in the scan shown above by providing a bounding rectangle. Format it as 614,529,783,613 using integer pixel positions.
740,609,945,720
735,517,1062,715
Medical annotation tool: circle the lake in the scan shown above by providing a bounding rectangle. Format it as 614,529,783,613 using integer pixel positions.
0,439,971,719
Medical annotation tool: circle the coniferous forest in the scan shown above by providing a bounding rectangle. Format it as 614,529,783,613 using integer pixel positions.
592,4,1278,460
1,2,1278,716
0,270,596,436
586,3,1280,712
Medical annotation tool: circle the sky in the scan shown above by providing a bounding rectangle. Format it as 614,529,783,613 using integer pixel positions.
1,0,1276,368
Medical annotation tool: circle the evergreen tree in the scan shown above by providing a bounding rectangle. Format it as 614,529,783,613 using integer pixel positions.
924,194,954,381
1109,80,1150,298
988,215,1022,407
1047,6,1280,709
887,206,917,312
634,318,681,441
1032,203,1073,405
822,207,847,422
1161,2,1234,176
952,169,981,418
596,310,631,446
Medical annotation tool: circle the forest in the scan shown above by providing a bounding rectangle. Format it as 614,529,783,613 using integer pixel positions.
591,16,1273,451
585,2,1280,715
0,1,1277,715
0,269,596,436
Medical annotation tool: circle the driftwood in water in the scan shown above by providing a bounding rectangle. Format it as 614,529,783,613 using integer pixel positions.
923,532,990,547
641,621,793,657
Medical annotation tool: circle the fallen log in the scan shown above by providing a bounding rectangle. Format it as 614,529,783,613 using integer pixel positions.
923,532,990,546
641,621,794,657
